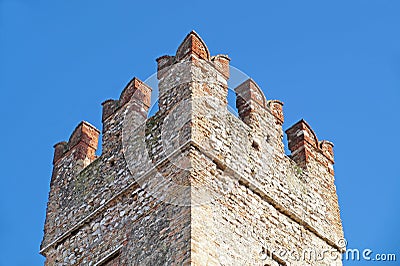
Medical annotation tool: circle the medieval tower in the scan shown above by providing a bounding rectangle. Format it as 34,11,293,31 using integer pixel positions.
41,31,344,265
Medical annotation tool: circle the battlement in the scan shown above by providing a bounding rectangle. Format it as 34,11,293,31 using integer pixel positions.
102,77,152,122
157,31,230,80
42,31,344,265
52,121,99,166
286,119,335,174
234,78,284,131
157,31,210,72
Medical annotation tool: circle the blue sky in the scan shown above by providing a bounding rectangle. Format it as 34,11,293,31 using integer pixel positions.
0,0,399,265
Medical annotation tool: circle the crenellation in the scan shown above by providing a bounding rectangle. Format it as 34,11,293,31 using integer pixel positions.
118,77,152,109
53,141,68,165
235,78,267,108
233,79,286,152
175,30,210,61
52,121,100,167
286,119,335,175
210,54,230,79
267,99,284,125
101,99,119,122
319,140,335,164
68,122,100,165
41,31,344,265
101,77,151,155
156,55,175,79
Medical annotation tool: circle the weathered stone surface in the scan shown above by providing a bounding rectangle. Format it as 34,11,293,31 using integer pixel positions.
41,31,344,265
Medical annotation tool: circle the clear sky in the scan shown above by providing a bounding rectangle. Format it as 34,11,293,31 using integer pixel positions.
0,0,399,265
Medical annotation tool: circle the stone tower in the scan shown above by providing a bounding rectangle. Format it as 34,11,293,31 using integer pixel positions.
41,31,344,265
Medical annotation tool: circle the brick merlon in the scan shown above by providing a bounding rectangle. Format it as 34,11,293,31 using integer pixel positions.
52,121,100,165
286,119,335,169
